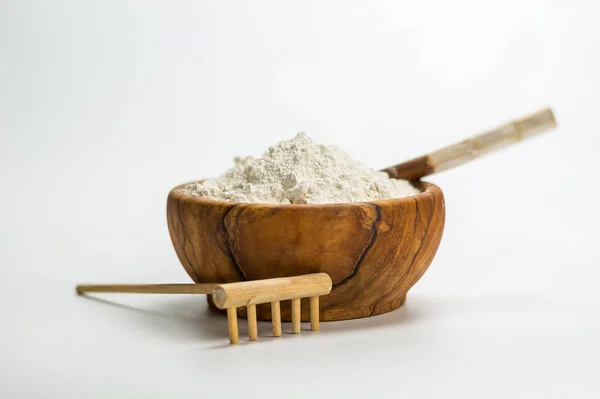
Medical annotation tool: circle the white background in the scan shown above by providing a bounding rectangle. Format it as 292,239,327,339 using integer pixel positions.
2,1,599,398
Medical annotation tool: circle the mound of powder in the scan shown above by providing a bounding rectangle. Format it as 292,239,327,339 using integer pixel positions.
182,132,420,204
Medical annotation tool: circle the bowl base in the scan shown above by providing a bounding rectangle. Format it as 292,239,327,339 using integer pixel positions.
206,294,407,322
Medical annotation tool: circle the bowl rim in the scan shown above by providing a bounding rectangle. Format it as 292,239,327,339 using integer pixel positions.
168,179,443,209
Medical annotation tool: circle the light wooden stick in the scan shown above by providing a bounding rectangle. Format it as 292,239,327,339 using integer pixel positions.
212,273,332,309
310,296,319,331
75,283,216,295
291,298,301,334
247,304,258,341
227,308,239,344
383,107,557,180
271,301,282,337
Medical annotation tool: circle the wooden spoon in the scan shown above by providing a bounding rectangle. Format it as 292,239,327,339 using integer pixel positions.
383,107,557,181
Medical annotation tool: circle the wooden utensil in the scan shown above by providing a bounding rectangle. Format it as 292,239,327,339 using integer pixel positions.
76,273,332,344
383,107,556,180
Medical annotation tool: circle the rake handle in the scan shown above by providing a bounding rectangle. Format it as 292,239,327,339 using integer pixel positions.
75,283,216,295
212,273,332,309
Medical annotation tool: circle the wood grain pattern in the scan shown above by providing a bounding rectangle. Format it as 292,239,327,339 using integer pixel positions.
166,181,445,322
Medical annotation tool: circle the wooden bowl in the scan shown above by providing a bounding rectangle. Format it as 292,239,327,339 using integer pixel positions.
166,181,445,322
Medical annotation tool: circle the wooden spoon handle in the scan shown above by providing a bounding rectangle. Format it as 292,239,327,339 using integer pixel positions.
383,107,557,180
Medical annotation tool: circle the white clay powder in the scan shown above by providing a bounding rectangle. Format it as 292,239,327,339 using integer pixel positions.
183,132,420,204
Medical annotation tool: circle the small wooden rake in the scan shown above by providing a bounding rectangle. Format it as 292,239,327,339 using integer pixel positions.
76,273,332,344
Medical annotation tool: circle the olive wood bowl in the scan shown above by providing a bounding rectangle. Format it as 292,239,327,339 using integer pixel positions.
78,108,554,324
166,181,445,322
